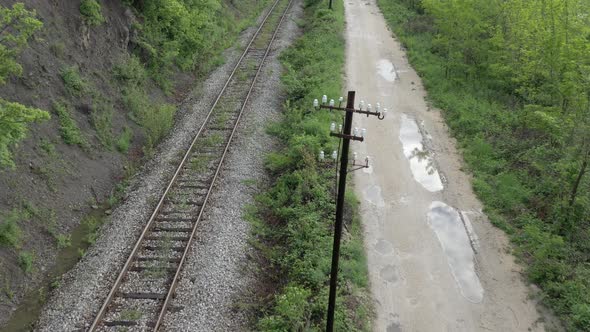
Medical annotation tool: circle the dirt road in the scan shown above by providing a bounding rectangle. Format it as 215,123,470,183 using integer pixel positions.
345,1,548,331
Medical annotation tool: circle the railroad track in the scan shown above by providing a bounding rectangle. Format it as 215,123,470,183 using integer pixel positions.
88,0,292,330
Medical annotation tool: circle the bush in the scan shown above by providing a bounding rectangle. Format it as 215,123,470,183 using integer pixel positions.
60,66,87,96
80,0,105,26
54,101,87,148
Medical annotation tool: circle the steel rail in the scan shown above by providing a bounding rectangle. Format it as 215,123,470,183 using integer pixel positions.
88,0,291,329
153,2,293,328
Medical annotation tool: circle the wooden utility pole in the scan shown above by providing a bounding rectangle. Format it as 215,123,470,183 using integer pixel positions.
326,91,354,331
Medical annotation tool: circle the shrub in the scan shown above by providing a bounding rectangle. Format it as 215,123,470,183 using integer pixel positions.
60,66,87,96
113,55,146,88
80,0,105,26
53,101,87,148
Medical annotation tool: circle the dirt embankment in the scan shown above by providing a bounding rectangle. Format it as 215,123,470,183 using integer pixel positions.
0,0,218,326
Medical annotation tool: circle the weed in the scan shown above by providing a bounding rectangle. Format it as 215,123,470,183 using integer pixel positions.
116,127,133,153
190,155,213,172
60,66,87,96
56,234,71,249
50,277,61,290
39,138,57,157
53,101,88,148
18,251,34,274
80,0,105,26
82,215,102,246
119,309,142,321
0,209,23,248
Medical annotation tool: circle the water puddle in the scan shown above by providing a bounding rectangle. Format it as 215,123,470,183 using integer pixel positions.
379,265,399,283
377,59,397,82
1,211,105,331
364,185,385,207
427,201,484,303
375,239,394,255
399,114,443,192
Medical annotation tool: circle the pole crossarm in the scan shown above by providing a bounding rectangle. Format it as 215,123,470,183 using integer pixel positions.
329,132,364,142
319,104,385,119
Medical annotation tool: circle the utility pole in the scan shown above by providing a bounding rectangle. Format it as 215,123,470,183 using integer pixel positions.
326,91,354,331
314,91,386,332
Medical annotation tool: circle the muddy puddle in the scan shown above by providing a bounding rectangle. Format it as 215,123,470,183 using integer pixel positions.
1,211,105,331
427,201,483,303
399,114,443,192
377,59,397,82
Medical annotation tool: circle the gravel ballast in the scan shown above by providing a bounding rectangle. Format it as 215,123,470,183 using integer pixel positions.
161,2,303,330
34,1,302,330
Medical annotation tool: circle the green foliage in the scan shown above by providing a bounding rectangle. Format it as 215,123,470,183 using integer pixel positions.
0,99,49,167
377,0,590,329
0,3,43,84
0,3,46,168
127,0,268,89
79,0,105,26
0,209,23,247
18,251,33,273
60,66,87,96
53,101,87,148
113,55,146,88
116,126,133,153
122,87,176,148
252,1,370,330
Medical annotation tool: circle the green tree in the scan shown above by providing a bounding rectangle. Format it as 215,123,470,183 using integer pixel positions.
0,3,47,168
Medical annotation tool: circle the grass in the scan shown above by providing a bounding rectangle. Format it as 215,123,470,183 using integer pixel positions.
119,309,142,321
53,101,88,148
18,251,34,274
39,138,57,157
0,209,23,248
251,0,371,330
91,100,114,150
116,127,133,154
190,155,214,172
60,66,87,96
